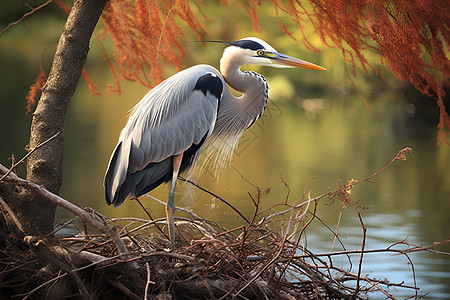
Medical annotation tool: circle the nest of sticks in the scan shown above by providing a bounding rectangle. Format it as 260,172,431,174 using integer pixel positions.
0,148,443,299
0,202,419,299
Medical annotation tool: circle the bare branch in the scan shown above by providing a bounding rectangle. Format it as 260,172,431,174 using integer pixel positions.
0,164,133,265
355,212,367,296
180,177,251,224
0,130,62,182
0,0,54,39
144,262,155,300
0,195,25,234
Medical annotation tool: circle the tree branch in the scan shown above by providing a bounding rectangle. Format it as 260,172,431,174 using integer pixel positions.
0,0,54,39
0,130,62,182
1,164,134,267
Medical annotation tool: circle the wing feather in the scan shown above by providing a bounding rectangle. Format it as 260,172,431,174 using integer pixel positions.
104,65,224,206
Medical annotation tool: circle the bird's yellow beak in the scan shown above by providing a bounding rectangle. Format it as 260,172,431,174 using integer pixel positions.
272,52,326,70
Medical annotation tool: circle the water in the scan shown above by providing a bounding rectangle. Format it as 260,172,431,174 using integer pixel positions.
303,211,449,299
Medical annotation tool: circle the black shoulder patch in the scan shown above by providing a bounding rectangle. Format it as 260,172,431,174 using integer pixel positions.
194,73,223,100
231,39,263,50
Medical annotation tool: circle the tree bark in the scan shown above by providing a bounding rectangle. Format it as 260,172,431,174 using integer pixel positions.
22,0,108,234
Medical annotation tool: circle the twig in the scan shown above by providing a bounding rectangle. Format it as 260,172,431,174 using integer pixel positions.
332,266,398,299
277,169,291,205
307,209,353,268
234,169,264,242
110,217,152,223
0,166,134,266
339,147,413,193
105,276,140,300
0,195,25,234
144,262,155,300
258,192,326,225
277,198,318,285
330,211,342,252
386,239,419,299
397,238,450,255
355,212,367,296
0,0,54,38
44,216,78,238
294,176,314,207
121,217,166,236
236,212,294,297
144,194,203,220
286,240,449,260
134,197,170,241
0,130,62,182
287,191,313,241
180,177,251,224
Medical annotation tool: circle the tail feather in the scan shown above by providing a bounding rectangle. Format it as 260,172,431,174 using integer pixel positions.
105,142,173,206
104,142,124,205
105,133,209,207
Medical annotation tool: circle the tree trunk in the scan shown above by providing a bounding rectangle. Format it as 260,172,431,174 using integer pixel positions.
22,0,108,234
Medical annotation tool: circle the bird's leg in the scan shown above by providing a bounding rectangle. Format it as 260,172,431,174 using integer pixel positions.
167,152,183,248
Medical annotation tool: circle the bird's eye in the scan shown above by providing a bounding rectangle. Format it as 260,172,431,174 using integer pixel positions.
256,50,264,56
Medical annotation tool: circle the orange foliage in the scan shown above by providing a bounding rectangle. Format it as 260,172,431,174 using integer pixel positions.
285,1,449,144
22,0,448,143
52,0,71,13
25,67,47,114
239,0,449,144
81,69,100,96
98,0,206,90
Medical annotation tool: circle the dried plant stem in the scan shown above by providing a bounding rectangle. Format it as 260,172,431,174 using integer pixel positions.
1,165,132,264
0,0,54,38
144,262,155,300
277,200,319,285
330,211,342,252
355,212,367,296
180,177,250,224
0,131,62,182
134,197,170,241
0,195,25,234
236,225,290,297
144,194,203,220
348,147,413,189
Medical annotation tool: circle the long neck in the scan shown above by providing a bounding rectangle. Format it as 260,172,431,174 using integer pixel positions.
220,49,269,127
203,49,269,177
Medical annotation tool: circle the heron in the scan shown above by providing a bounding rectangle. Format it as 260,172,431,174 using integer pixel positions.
104,37,325,247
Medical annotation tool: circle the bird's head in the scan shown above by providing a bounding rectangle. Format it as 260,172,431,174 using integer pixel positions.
220,37,326,70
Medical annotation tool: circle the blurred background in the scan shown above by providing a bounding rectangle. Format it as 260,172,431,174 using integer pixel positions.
1,1,449,298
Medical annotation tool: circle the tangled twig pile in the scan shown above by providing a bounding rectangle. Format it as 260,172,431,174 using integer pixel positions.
0,148,448,299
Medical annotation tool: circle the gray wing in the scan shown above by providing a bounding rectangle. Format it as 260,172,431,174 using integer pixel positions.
104,65,224,206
